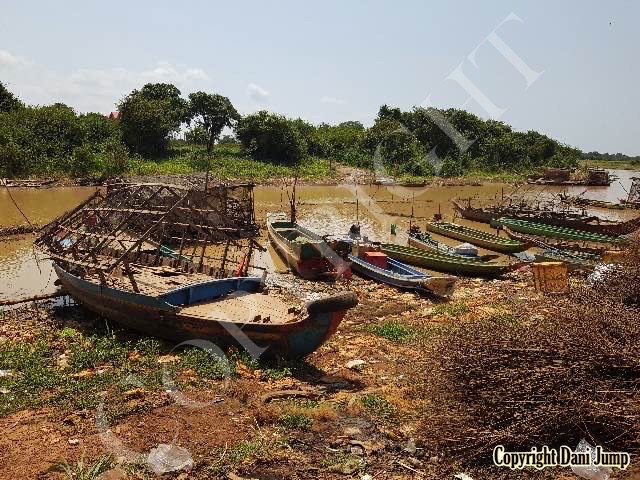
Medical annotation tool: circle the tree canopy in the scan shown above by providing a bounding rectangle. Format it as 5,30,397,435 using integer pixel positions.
118,83,187,155
0,81,22,113
188,92,239,152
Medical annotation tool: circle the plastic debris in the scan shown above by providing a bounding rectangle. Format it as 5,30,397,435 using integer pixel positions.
454,474,475,480
571,439,612,480
147,444,194,475
346,359,367,370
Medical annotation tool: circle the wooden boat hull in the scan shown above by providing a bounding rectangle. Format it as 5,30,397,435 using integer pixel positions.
425,221,527,254
347,255,456,297
382,243,511,277
266,212,337,280
493,218,623,244
54,264,357,358
452,199,640,236
503,227,614,255
534,250,599,272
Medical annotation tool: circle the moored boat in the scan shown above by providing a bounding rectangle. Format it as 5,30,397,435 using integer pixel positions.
503,227,619,255
533,250,600,272
381,243,513,277
344,242,456,297
493,218,624,244
452,198,640,236
425,221,527,254
266,212,342,280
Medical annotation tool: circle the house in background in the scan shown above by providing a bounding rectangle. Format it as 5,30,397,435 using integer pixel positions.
108,111,120,120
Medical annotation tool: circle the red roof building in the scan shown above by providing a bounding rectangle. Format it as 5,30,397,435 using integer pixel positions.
108,111,120,120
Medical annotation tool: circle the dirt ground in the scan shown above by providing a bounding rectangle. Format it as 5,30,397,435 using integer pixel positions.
3,266,636,480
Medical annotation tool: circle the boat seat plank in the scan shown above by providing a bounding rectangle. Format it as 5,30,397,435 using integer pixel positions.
180,291,298,324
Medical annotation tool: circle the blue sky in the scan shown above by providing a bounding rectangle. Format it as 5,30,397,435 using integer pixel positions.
1,0,638,154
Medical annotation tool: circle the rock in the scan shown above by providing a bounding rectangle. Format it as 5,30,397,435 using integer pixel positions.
350,445,364,455
68,438,79,445
0,388,9,394
346,359,367,370
147,444,194,475
361,475,373,480
429,455,440,464
408,457,422,467
0,369,14,378
98,467,128,479
403,437,417,455
343,427,362,438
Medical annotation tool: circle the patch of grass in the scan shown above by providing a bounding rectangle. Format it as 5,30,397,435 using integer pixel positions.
178,347,234,380
366,321,415,342
68,334,128,371
433,301,470,318
361,394,395,418
50,454,112,480
207,436,286,475
489,312,521,325
277,413,312,430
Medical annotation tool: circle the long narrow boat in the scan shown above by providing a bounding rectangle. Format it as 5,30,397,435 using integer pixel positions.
503,227,617,255
381,243,513,277
347,253,456,297
407,230,500,261
425,221,527,254
267,212,341,280
533,250,600,272
493,218,624,244
452,199,640,236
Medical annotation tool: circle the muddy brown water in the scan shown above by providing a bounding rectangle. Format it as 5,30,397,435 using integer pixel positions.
0,170,637,302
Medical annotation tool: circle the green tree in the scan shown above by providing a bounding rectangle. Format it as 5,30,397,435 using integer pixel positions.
118,83,187,155
236,111,307,164
184,125,209,145
0,82,22,113
187,92,239,153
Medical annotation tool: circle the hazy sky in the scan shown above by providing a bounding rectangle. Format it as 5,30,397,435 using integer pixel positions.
1,1,638,154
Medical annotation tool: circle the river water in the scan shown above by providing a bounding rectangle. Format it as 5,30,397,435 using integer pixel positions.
1,170,637,302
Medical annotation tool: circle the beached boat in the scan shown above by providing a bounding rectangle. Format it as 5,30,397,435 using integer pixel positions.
406,229,499,260
493,218,624,244
381,243,513,277
533,250,600,272
344,243,456,297
267,212,342,280
36,183,358,358
425,221,527,254
452,199,640,236
503,227,618,255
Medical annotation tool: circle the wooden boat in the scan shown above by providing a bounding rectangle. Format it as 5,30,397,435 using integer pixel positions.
346,247,456,297
266,212,341,280
452,199,640,236
381,243,513,277
503,227,617,255
35,183,359,359
407,229,500,261
493,218,623,244
533,250,600,272
54,264,357,358
558,193,624,210
425,221,527,254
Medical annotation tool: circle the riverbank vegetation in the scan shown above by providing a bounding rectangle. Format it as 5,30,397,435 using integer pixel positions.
1,80,584,181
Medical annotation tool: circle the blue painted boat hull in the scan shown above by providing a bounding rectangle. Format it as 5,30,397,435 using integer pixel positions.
347,255,456,297
54,264,357,358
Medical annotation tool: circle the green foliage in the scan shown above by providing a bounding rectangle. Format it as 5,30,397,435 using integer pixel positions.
184,125,209,145
187,92,239,152
178,347,231,380
70,145,96,177
51,454,113,480
236,111,307,164
278,413,312,430
0,140,28,177
0,82,22,113
361,394,395,417
366,322,415,342
68,334,128,370
118,83,187,155
433,301,470,318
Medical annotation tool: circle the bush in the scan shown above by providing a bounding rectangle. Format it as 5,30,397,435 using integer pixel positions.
69,145,96,177
236,111,307,164
0,141,28,177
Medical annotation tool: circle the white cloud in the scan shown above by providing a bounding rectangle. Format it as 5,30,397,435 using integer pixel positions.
247,83,269,102
1,55,211,113
321,95,346,105
0,49,26,67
